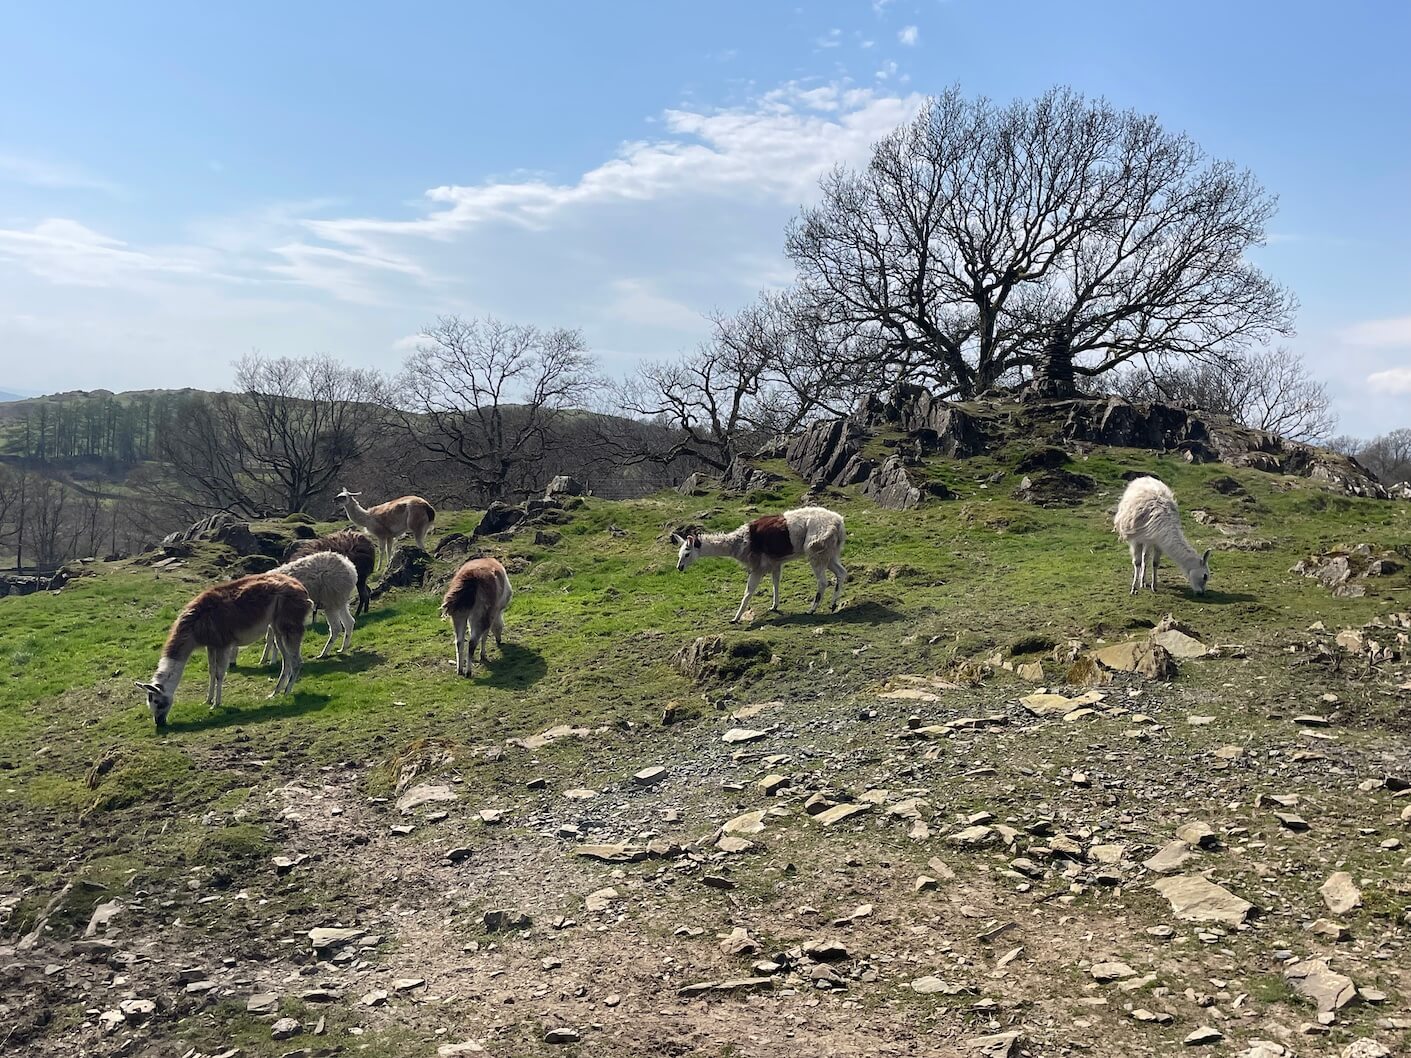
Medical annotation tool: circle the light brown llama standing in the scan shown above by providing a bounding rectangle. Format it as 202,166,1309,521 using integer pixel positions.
336,488,435,569
440,557,513,678
135,573,312,728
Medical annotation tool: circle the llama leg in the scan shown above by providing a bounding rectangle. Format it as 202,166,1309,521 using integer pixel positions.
477,620,491,664
452,614,469,676
210,646,234,709
337,604,353,652
1129,543,1141,595
260,627,276,666
732,571,763,623
829,557,848,611
1148,547,1159,592
205,649,217,705
271,632,301,696
769,567,782,612
493,611,505,649
317,617,335,659
809,562,828,613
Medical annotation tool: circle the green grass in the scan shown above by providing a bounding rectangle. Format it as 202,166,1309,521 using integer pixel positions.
1,447,1409,1054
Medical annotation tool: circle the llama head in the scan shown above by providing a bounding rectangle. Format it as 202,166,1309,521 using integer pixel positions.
335,488,360,503
1187,548,1212,594
670,532,702,572
134,680,173,728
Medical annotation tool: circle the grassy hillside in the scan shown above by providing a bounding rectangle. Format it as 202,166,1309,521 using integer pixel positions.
1,445,1409,1057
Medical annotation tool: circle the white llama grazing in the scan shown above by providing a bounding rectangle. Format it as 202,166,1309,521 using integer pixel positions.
336,488,436,568
1113,476,1211,595
135,573,312,728
672,506,848,623
440,557,513,677
261,552,358,661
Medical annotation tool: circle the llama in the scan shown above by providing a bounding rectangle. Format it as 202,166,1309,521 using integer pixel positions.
287,530,376,615
135,573,312,728
260,552,358,661
1113,476,1211,595
336,488,436,569
440,557,513,678
672,506,847,623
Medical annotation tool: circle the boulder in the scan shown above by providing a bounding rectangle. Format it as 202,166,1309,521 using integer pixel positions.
858,454,952,509
856,383,990,457
1093,641,1176,680
474,502,526,537
544,475,586,498
372,546,432,594
1013,468,1096,507
1150,874,1253,925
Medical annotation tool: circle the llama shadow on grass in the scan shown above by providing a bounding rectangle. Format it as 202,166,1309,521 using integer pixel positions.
770,600,905,628
161,691,333,734
1189,589,1257,605
479,642,548,691
231,648,385,676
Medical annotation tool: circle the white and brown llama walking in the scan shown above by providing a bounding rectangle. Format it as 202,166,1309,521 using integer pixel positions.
672,506,847,623
336,488,436,569
136,572,313,728
440,557,513,677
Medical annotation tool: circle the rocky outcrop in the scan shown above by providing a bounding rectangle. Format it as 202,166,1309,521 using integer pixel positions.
786,419,871,487
723,458,783,493
860,455,952,510
1014,469,1096,508
855,384,989,456
372,546,433,596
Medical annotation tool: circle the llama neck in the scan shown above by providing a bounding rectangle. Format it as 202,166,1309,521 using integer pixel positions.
1163,529,1203,573
343,497,374,530
699,528,749,564
153,649,191,694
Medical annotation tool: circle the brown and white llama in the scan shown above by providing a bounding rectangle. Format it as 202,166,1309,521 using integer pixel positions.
336,488,436,569
287,530,376,615
440,557,513,677
260,551,358,661
672,506,847,623
135,573,312,728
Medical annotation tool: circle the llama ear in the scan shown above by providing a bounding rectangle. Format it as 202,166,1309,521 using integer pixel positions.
1202,548,1212,564
669,533,684,546
134,680,156,693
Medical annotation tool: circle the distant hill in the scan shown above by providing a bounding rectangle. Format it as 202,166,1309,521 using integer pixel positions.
0,389,35,403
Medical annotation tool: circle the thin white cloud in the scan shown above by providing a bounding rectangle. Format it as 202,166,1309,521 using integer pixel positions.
0,153,117,194
604,279,705,331
0,219,214,287
1367,366,1411,395
1342,316,1411,348
898,25,920,46
815,28,843,49
293,82,923,295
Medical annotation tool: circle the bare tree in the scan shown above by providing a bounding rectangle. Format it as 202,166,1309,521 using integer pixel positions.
1332,428,1411,484
787,86,1294,399
1114,347,1336,442
395,316,599,504
614,292,888,471
155,354,388,515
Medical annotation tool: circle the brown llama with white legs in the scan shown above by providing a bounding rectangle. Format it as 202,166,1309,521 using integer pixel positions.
336,488,435,570
672,505,847,623
135,573,313,728
440,558,513,678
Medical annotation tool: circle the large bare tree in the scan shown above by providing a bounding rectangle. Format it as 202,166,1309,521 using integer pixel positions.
155,354,388,515
395,316,599,503
787,86,1295,398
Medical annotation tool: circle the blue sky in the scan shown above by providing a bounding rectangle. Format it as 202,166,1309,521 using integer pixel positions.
2,1,1408,434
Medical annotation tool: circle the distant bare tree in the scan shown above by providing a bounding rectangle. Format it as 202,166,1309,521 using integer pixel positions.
1332,428,1411,484
155,354,388,515
787,86,1294,399
1114,347,1336,442
395,316,599,503
614,292,886,471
